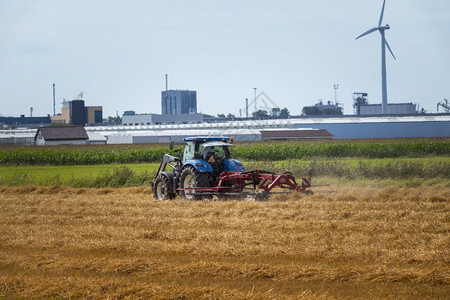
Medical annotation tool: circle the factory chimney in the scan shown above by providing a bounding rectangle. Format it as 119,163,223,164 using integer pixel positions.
245,98,249,118
165,74,168,91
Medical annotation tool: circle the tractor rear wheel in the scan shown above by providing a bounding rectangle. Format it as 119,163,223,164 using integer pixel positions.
153,175,176,200
180,166,211,200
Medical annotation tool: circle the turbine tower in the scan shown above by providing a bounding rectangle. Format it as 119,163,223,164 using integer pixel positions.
356,0,396,114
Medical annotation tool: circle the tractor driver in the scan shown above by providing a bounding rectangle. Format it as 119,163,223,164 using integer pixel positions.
202,146,217,164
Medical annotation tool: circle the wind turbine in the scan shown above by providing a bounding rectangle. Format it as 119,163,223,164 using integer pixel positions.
356,0,396,114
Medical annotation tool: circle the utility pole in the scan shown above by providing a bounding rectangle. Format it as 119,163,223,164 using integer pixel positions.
253,87,257,112
53,83,56,116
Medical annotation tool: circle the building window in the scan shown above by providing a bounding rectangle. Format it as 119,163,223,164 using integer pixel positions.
94,110,103,123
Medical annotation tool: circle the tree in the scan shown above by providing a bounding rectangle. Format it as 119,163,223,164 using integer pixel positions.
302,106,342,116
280,107,290,118
252,109,269,120
271,108,281,118
302,106,322,115
217,113,226,118
103,116,122,124
227,113,235,119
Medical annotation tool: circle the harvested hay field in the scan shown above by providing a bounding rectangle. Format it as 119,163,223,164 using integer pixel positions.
0,185,448,299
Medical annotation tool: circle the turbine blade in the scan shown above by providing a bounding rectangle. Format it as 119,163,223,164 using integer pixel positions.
385,38,396,59
378,0,387,27
355,27,378,40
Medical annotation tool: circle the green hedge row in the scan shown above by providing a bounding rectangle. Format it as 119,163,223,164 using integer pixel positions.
246,160,450,179
233,140,449,160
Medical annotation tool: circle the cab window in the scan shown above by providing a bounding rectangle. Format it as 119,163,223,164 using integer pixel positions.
183,141,195,162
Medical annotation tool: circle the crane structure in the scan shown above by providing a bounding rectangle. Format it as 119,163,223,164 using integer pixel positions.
437,99,450,113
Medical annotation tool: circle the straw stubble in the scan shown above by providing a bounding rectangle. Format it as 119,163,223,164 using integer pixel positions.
0,185,448,299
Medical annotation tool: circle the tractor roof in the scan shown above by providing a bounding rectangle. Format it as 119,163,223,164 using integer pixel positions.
201,141,234,148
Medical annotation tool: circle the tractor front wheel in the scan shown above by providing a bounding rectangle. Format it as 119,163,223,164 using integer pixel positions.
180,166,211,200
153,175,176,200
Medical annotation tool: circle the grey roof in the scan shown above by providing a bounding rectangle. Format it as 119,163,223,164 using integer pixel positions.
201,141,234,147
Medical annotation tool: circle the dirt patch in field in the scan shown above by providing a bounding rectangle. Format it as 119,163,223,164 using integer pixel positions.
0,185,448,299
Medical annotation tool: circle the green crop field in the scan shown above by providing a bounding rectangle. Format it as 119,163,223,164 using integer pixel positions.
0,138,448,165
0,164,159,188
0,138,448,188
0,157,448,188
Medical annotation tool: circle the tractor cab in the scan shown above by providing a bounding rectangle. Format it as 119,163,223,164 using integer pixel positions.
182,137,244,174
182,137,230,162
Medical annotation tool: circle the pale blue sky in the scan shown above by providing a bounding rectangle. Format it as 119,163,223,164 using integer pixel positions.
1,0,449,118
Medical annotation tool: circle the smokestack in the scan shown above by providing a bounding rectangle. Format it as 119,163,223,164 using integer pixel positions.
245,98,248,118
53,83,56,116
165,74,168,91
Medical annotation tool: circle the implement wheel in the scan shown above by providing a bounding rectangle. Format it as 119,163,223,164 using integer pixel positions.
180,166,211,200
255,190,268,202
153,175,176,200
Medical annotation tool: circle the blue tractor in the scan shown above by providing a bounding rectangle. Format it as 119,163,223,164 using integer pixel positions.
152,137,245,200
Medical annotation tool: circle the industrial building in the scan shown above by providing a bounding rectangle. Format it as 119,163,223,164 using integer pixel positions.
1,114,449,145
90,120,313,143
85,106,103,125
122,86,202,126
122,111,203,126
352,92,417,115
0,116,51,129
94,115,450,143
161,90,197,115
51,99,103,126
358,103,417,115
292,115,448,139
261,129,334,140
